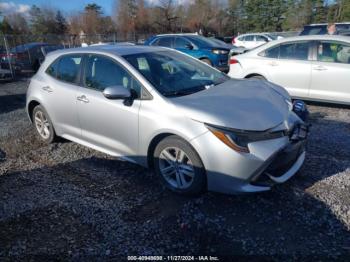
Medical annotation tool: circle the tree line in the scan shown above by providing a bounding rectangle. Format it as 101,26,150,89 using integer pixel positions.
0,0,349,38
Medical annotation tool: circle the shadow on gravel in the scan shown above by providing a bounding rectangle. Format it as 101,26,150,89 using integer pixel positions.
0,154,349,257
0,94,26,115
0,148,6,162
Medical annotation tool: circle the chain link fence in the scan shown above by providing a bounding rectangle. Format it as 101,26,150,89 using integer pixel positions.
0,32,153,80
0,31,298,81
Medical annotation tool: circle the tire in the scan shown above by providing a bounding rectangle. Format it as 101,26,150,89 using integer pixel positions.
32,105,57,143
153,135,206,195
249,75,266,80
200,58,212,66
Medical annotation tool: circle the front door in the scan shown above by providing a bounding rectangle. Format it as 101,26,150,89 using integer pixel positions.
77,54,141,157
309,40,350,103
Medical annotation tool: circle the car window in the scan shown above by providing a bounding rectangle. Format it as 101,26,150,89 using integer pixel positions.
46,59,59,78
56,55,82,84
317,41,350,64
300,26,327,35
123,50,229,97
279,42,309,60
157,37,173,47
263,45,279,58
244,35,254,41
174,37,191,49
255,35,267,42
84,55,141,96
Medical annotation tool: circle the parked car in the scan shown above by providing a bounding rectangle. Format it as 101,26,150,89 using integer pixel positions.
0,68,12,81
300,22,350,36
27,45,308,195
232,33,280,49
208,37,249,57
228,35,350,105
1,42,64,73
144,34,230,72
214,36,234,44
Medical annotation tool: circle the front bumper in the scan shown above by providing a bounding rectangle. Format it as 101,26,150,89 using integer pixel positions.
191,122,309,194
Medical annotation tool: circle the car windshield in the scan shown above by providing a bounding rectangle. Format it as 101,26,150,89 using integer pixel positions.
123,50,229,97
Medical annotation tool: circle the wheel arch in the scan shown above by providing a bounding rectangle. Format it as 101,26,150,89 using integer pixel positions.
27,99,41,122
147,132,175,169
245,73,266,79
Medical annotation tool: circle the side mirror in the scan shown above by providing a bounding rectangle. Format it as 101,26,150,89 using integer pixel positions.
103,86,131,100
186,44,194,50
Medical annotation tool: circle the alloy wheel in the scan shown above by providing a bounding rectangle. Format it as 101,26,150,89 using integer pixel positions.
159,147,195,189
34,110,51,140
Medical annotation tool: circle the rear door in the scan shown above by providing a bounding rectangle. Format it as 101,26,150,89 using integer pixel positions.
262,41,312,98
309,40,350,103
43,54,83,137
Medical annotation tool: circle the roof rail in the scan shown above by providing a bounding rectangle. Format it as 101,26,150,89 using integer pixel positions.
156,33,199,36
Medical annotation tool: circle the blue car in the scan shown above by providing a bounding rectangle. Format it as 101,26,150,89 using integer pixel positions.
144,34,230,72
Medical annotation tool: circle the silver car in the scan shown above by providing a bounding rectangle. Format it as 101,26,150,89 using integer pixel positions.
26,45,308,195
229,35,350,105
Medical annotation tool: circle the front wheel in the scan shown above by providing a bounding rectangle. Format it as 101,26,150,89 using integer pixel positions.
153,136,206,195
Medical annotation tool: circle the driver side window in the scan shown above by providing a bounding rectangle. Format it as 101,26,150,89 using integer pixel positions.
84,55,141,97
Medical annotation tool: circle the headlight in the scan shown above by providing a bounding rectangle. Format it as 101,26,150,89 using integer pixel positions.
206,124,250,153
206,124,286,153
212,49,229,55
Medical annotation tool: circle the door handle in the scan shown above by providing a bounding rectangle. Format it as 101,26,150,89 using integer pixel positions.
42,86,53,93
313,65,327,71
77,95,89,103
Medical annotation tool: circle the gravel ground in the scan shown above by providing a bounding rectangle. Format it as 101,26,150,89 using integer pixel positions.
0,79,349,260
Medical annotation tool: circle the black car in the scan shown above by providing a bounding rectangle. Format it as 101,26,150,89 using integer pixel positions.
1,42,63,73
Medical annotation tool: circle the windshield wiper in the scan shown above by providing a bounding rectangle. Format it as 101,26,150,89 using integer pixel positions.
163,86,207,97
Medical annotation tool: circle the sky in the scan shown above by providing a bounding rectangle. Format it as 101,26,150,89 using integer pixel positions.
0,0,118,16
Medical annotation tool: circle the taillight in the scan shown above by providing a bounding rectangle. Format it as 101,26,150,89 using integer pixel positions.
230,58,239,64
232,37,236,44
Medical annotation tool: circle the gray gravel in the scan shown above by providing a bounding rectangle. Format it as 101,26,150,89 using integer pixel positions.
0,79,350,259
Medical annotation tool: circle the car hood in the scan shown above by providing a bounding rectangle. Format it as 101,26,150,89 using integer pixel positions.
170,79,290,131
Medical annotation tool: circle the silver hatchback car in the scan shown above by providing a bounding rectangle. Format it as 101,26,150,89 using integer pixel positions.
26,45,309,195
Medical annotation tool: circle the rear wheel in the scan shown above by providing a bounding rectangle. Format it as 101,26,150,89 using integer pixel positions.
153,135,206,195
32,105,57,143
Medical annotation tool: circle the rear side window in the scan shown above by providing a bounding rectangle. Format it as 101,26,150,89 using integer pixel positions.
263,46,279,58
279,42,309,60
46,59,59,77
260,42,309,60
317,41,350,64
57,55,82,84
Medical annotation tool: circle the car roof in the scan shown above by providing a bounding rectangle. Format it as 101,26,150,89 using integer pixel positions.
308,22,350,26
237,33,269,37
239,35,350,56
46,45,167,58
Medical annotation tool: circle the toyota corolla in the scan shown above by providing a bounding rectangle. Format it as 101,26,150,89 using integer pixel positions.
26,45,308,195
